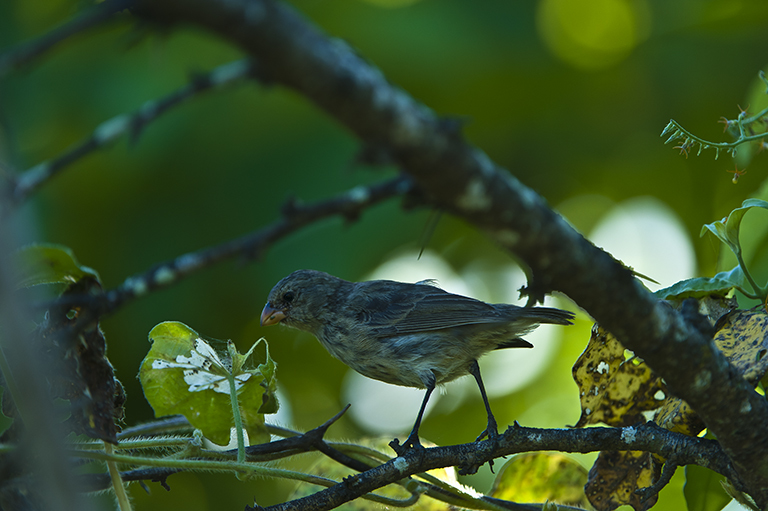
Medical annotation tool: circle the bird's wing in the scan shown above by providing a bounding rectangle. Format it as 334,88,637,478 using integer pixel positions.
352,281,509,336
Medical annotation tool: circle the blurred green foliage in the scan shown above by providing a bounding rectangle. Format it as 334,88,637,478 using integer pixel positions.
3,0,768,509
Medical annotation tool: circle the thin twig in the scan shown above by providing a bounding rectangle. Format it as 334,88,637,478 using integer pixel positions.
36,174,416,327
3,59,258,217
117,415,192,439
26,174,417,360
0,0,134,76
636,460,678,503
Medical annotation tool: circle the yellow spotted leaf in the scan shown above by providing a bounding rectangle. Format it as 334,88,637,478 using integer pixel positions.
713,309,768,384
572,325,665,427
652,308,767,439
653,396,704,437
586,451,660,511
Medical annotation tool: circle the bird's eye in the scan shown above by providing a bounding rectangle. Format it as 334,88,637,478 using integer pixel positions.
284,291,295,303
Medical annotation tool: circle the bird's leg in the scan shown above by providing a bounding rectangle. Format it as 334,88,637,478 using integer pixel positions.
390,374,436,456
469,360,498,442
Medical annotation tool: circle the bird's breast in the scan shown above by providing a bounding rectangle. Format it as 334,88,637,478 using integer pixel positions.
315,328,482,388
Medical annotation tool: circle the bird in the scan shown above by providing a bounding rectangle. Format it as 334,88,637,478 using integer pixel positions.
260,269,574,453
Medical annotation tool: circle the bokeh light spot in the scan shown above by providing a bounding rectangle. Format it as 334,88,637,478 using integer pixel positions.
537,0,650,70
365,249,471,296
343,371,435,434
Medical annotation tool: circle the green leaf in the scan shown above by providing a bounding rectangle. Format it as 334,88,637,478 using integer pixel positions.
700,218,736,254
713,266,748,291
684,465,731,511
700,199,768,257
490,453,591,508
13,243,100,289
653,277,736,300
138,322,277,445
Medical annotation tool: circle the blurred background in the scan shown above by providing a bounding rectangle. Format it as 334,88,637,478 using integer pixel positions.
2,0,768,509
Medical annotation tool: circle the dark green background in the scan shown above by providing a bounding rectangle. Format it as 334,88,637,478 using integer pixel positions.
3,0,768,509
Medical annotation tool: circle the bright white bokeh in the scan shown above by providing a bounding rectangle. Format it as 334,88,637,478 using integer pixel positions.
342,371,435,434
461,263,564,397
588,196,696,291
477,322,562,398
365,249,471,296
344,249,466,434
342,249,566,434
461,260,528,304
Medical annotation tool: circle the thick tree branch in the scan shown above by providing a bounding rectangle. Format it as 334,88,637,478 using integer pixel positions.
132,0,768,504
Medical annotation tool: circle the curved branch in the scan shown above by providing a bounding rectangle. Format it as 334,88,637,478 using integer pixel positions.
0,0,133,76
102,174,416,312
2,59,259,218
37,174,417,325
131,0,768,505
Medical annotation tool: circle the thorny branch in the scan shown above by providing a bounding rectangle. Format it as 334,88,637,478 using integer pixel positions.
78,409,357,492
75,414,734,511
260,421,736,511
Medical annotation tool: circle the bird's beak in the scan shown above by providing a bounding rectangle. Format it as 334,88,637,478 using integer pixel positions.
260,303,287,326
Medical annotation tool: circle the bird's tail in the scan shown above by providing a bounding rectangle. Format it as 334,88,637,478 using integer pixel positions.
521,306,575,326
492,306,574,351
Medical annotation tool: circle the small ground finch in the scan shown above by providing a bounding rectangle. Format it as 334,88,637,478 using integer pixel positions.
261,269,574,451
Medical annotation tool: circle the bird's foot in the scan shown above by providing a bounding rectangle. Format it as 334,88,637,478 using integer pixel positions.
475,426,499,443
389,433,424,456
475,417,499,443
457,423,501,476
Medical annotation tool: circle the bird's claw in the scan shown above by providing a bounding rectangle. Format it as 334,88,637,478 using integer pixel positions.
468,423,500,475
475,417,499,443
475,427,499,443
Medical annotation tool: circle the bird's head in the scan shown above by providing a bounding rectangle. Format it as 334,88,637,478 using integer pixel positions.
260,269,344,333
